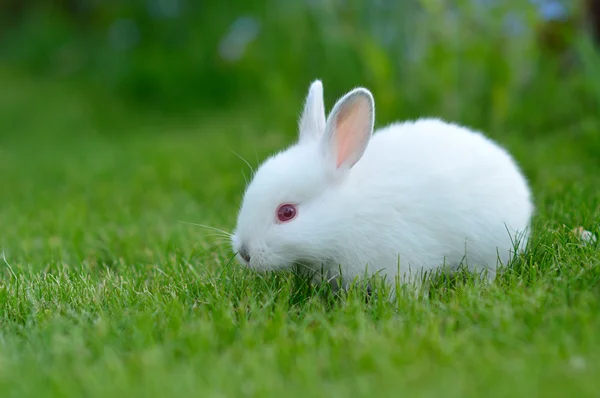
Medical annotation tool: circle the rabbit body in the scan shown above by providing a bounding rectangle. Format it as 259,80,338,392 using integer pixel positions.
231,81,533,289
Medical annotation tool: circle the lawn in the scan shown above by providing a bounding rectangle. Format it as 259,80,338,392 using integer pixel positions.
1,67,600,398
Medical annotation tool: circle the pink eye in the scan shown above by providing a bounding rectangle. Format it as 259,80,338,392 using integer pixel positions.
277,204,297,223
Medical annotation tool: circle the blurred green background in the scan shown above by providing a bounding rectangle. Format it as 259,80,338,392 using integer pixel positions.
1,0,597,128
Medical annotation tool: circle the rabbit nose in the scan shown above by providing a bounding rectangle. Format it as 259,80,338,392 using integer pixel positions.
239,245,251,263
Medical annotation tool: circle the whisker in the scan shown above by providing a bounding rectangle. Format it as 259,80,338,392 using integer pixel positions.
201,242,232,254
230,149,255,176
178,221,232,237
197,233,231,241
188,244,233,265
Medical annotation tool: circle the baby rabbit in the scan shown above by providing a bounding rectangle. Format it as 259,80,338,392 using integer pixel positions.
231,81,534,291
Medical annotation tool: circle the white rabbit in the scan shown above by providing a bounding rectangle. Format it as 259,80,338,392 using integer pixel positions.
231,80,534,291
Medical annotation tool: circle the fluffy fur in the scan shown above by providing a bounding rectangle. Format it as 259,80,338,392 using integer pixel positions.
231,80,534,289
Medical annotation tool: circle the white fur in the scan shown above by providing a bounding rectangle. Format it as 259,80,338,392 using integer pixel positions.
231,80,534,290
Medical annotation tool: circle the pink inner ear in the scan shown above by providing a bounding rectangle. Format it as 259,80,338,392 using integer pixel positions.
334,97,371,168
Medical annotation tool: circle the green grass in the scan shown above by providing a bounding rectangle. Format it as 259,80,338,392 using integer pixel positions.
1,67,600,398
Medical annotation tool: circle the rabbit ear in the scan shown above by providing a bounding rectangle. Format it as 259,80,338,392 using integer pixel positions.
321,88,374,172
298,80,326,143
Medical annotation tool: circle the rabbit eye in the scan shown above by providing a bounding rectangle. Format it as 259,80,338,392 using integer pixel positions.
277,204,297,223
